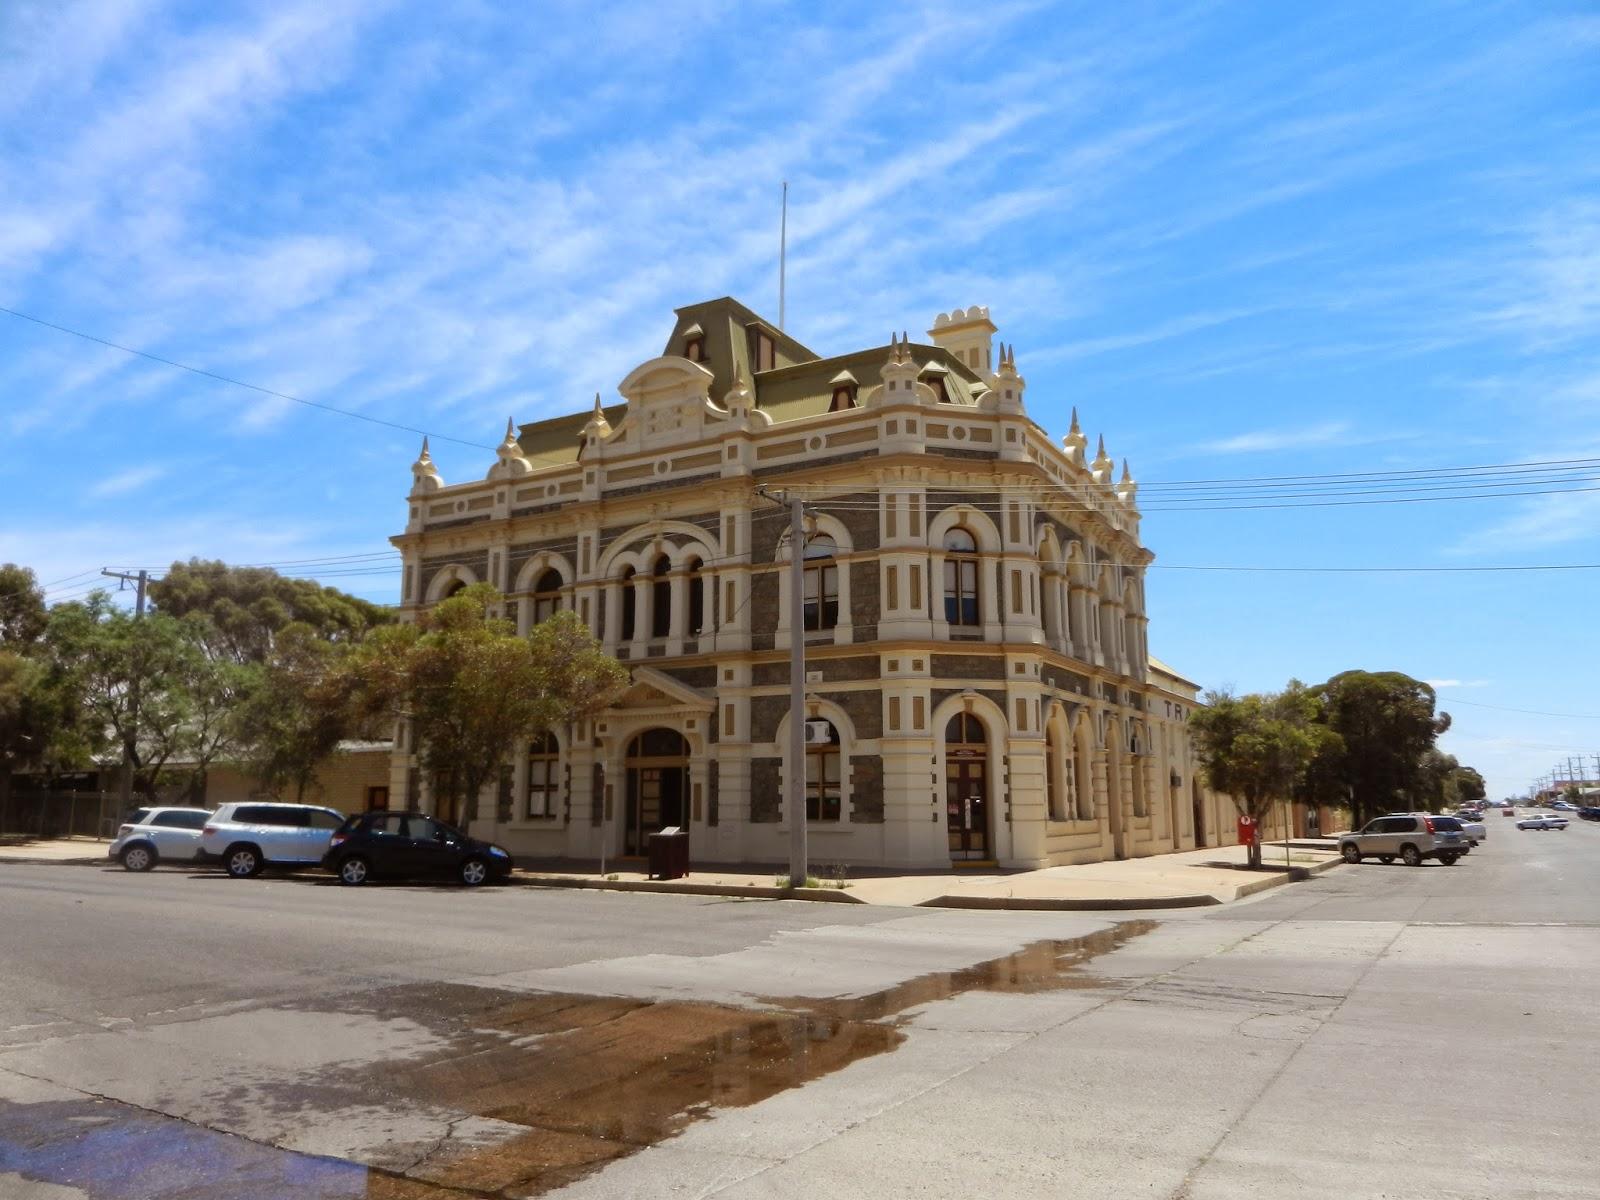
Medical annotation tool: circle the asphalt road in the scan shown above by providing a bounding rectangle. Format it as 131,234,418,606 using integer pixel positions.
0,815,1596,1198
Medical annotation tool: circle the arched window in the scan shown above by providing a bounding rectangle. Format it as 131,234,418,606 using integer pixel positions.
829,384,856,411
1131,726,1149,818
803,534,839,631
526,732,559,818
1046,724,1066,821
805,719,842,822
943,528,980,626
531,568,563,625
620,566,637,641
441,577,467,601
686,557,705,635
651,555,672,639
684,335,705,362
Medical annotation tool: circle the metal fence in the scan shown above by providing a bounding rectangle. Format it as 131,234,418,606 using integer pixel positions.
0,790,124,841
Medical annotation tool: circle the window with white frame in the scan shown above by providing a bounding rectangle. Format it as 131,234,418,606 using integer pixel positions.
806,720,842,822
803,534,839,631
525,732,559,818
943,528,980,626
531,568,562,624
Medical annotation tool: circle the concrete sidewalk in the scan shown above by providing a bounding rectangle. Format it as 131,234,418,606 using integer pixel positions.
0,836,112,865
513,840,1344,910
0,836,1344,909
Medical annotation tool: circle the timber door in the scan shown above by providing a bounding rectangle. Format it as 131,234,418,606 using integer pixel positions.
945,713,991,861
623,728,689,855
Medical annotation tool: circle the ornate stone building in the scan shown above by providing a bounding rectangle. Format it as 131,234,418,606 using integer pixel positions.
391,298,1239,868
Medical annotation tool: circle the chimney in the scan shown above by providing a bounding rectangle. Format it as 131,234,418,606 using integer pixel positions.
928,306,998,383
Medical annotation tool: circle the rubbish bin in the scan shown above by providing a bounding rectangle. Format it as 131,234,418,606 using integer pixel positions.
646,827,689,880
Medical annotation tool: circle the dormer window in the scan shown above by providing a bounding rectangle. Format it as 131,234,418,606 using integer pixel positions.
684,336,705,362
828,371,859,412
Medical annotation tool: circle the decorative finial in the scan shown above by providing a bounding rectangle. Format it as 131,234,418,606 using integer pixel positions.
1069,406,1080,432
593,391,603,416
419,435,431,459
1097,434,1106,457
1121,458,1132,483
505,416,516,440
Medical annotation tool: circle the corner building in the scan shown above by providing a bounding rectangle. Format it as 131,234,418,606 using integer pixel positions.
392,298,1237,869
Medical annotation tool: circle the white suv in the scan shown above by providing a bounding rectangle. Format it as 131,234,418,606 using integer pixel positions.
199,802,348,878
108,807,212,871
1339,813,1465,866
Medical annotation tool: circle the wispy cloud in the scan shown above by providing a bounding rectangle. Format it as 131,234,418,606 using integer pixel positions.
1197,421,1379,455
1425,679,1492,690
1033,308,1260,363
87,464,168,499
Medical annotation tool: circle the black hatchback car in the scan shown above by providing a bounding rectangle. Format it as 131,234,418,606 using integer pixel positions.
322,811,514,886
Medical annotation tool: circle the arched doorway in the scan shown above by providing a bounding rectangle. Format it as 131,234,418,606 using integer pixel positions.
624,728,689,855
945,712,990,861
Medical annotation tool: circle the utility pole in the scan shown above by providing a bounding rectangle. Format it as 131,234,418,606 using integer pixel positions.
101,569,149,816
757,485,810,888
786,492,807,888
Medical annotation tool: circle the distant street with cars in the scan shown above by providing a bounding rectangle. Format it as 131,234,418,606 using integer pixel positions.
2,807,1597,1198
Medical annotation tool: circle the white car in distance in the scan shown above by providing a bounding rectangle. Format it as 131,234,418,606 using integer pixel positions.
1516,813,1569,831
108,807,213,871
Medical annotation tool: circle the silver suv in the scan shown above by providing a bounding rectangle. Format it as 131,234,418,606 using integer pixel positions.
1339,813,1465,867
199,802,347,878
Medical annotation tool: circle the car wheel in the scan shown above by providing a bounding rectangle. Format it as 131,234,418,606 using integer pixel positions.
120,844,156,872
225,844,263,879
1340,844,1361,864
459,857,489,887
338,856,370,886
1439,852,1459,865
1378,855,1394,864
1400,844,1423,867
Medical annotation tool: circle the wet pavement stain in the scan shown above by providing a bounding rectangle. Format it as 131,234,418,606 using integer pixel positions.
0,1097,476,1199
0,921,1154,1199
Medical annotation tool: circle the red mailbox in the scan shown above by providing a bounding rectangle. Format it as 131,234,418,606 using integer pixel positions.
1236,814,1258,846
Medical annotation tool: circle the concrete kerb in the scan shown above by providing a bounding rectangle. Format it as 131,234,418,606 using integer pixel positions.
916,892,1220,911
508,872,867,904
510,855,1348,911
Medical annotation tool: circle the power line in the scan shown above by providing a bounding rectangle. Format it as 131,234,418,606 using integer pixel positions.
1436,697,1600,720
0,303,495,453
1136,455,1600,488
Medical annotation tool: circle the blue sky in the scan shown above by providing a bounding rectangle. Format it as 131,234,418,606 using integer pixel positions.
2,0,1597,799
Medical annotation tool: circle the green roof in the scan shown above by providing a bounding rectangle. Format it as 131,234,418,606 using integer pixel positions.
511,297,994,460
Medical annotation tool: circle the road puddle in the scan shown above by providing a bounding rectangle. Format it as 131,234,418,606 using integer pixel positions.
1,921,1153,1198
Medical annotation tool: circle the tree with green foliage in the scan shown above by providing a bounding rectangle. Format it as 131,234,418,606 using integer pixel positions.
44,595,217,800
351,586,626,833
149,559,391,664
1307,670,1451,828
232,624,363,801
1451,765,1487,807
1,566,93,825
0,563,50,648
1189,683,1341,867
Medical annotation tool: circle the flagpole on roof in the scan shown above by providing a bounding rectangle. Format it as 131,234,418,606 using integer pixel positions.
778,180,788,332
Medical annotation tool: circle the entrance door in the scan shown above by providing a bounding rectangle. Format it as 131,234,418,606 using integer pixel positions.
944,713,990,861
624,729,689,855
1192,780,1206,848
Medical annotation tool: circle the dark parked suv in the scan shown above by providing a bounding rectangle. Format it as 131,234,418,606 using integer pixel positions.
322,811,513,886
